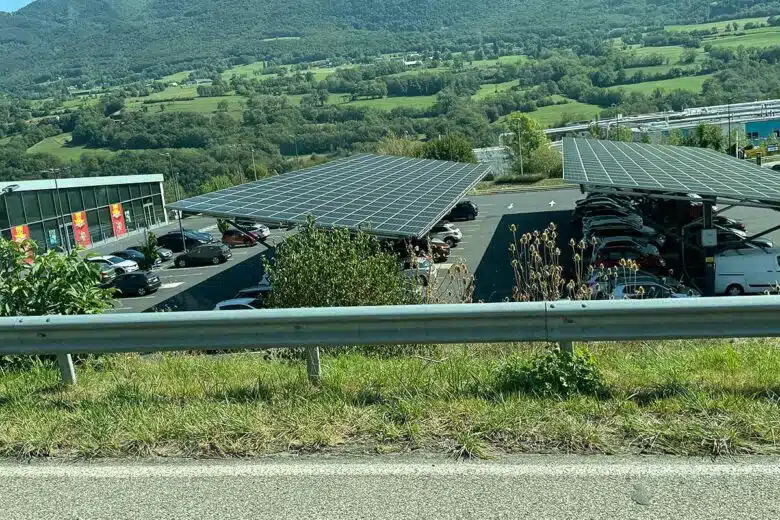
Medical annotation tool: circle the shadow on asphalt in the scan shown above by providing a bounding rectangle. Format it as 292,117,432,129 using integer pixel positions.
473,210,574,303
145,246,277,313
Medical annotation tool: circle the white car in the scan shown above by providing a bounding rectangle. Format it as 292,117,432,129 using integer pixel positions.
430,222,462,247
214,297,265,310
86,255,139,274
235,219,271,240
401,256,438,286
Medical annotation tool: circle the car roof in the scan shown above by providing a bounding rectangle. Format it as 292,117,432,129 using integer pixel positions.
217,298,258,306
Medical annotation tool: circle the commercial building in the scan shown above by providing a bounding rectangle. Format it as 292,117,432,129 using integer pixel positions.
0,174,167,252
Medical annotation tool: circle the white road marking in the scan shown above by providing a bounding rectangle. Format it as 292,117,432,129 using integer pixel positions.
507,203,515,210
549,200,557,207
160,282,184,289
157,272,210,278
436,263,454,270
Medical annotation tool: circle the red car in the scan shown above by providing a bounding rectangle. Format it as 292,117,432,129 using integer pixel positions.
222,229,260,247
594,247,666,271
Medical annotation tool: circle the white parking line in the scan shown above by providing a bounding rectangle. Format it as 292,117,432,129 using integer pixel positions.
160,282,185,289
436,263,454,270
157,272,210,278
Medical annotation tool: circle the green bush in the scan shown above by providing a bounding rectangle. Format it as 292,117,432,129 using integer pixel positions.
495,346,605,397
494,173,546,185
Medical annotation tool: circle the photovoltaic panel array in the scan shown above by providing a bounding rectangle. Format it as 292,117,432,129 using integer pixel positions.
169,154,491,238
563,137,780,204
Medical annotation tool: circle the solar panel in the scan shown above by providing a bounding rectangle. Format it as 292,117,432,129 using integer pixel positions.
168,154,491,238
563,137,780,204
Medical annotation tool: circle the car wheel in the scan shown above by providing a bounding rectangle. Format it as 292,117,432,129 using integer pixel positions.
115,267,124,275
444,237,455,247
176,257,187,268
468,211,476,220
725,284,744,296
211,256,221,265
136,287,147,297
244,238,253,246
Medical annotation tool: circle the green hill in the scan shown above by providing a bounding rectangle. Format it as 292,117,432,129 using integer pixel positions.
2,0,780,94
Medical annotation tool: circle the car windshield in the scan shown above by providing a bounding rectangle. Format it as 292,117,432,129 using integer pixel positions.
106,256,124,264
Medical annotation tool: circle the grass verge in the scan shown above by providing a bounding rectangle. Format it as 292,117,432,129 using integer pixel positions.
471,178,569,194
1,338,779,459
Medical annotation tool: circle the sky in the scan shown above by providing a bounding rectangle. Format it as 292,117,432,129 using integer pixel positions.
0,0,34,12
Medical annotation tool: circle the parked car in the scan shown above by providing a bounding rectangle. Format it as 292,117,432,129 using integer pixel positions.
401,256,437,286
592,237,660,261
112,271,161,297
97,265,117,288
127,245,173,262
157,229,214,253
587,224,666,247
583,215,643,234
234,274,273,304
611,280,700,299
174,243,232,267
214,297,265,310
594,247,666,271
389,237,450,263
715,247,780,295
221,229,263,247
442,200,478,221
111,249,162,267
430,222,463,247
85,255,139,274
234,219,271,239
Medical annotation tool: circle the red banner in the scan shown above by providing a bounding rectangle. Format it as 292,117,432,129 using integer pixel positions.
10,224,33,264
110,203,127,238
10,224,29,243
71,211,92,247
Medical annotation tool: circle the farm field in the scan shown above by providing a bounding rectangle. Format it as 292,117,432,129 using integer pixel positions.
667,16,769,32
26,133,116,161
473,54,526,68
160,71,191,84
126,95,246,116
610,74,712,94
473,80,521,99
340,95,437,110
526,100,602,127
706,27,780,48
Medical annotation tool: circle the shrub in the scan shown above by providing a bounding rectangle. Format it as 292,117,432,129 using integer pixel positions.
495,346,605,397
137,231,160,270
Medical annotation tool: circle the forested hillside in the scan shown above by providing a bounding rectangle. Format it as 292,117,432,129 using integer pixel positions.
2,0,780,94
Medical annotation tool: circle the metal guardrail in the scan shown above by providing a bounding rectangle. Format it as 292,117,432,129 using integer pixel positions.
2,296,779,385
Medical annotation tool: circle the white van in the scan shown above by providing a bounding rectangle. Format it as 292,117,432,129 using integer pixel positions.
715,248,780,296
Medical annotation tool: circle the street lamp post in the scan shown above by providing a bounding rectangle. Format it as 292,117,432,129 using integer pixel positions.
159,152,180,201
250,147,258,182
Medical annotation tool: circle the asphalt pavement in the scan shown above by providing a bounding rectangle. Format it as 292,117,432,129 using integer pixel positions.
1,456,779,519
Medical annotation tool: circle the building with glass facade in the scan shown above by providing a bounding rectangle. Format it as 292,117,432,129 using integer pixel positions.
0,174,167,252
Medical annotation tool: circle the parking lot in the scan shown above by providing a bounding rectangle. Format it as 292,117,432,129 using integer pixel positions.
95,188,780,312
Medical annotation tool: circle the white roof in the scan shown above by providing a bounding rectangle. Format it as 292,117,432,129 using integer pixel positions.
1,174,164,193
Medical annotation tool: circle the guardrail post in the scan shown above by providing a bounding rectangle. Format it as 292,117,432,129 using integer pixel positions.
559,341,573,355
306,346,321,384
56,354,77,385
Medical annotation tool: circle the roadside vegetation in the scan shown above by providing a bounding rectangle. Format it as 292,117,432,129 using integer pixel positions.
1,338,778,458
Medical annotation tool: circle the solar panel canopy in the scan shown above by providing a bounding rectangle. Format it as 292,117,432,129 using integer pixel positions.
563,137,780,204
169,154,491,238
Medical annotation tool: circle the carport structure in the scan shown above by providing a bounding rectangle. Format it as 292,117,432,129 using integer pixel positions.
562,137,780,296
168,154,491,239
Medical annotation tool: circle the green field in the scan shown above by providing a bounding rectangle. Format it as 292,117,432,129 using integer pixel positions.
221,61,265,80
160,70,191,83
473,54,526,68
706,27,780,48
526,100,602,127
26,133,115,161
667,16,769,32
610,74,712,94
342,95,438,110
473,79,521,99
632,44,689,62
126,95,245,116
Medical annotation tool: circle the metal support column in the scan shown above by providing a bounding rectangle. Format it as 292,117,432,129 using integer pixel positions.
703,200,716,297
306,346,321,384
178,211,187,252
57,354,76,385
559,340,573,355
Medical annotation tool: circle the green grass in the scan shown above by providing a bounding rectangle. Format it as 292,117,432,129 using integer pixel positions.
160,71,191,84
473,80,521,100
610,74,712,94
706,28,780,49
472,54,526,68
2,338,780,458
126,95,246,116
338,95,438,110
221,61,265,80
667,16,769,32
26,133,115,161
526,100,602,127
631,44,689,62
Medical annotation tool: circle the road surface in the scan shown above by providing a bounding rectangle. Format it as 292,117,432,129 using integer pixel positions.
1,456,778,519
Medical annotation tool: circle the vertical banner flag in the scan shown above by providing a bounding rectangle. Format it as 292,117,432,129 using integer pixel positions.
110,203,127,238
71,211,92,247
10,224,33,263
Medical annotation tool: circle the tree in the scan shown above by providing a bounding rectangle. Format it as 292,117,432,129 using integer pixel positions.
526,143,563,177
422,134,476,162
503,113,550,171
265,218,419,309
0,239,112,317
679,48,697,64
137,231,161,270
103,96,125,117
474,48,485,61
376,134,425,158
217,100,230,112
